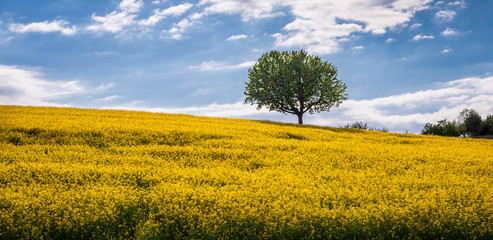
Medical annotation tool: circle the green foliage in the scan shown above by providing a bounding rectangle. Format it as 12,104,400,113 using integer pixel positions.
422,119,460,137
344,121,369,130
245,50,347,124
460,108,482,136
481,115,493,135
343,121,389,132
422,109,493,137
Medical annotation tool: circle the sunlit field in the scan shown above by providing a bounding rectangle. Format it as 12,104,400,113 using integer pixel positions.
1,105,492,239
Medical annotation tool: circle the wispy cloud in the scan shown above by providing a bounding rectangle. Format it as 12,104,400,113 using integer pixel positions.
412,34,434,41
0,65,85,106
441,48,452,53
441,27,458,36
386,38,396,43
196,0,434,55
162,18,197,40
198,0,286,21
105,101,272,119
139,3,193,26
119,0,143,13
410,23,422,29
435,10,456,21
0,65,113,106
86,0,143,33
9,20,77,35
226,34,248,41
86,0,194,36
86,12,136,34
97,95,120,101
448,0,465,8
189,60,255,71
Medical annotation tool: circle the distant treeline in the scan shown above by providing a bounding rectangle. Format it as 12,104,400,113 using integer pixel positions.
422,108,493,137
342,122,389,132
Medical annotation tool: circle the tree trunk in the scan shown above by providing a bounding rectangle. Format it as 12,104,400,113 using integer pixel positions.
297,113,303,125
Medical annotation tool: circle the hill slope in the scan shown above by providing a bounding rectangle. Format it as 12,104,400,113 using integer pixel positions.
1,105,492,239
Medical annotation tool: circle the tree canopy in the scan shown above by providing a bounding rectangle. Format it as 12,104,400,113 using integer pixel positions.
244,50,347,124
422,108,493,137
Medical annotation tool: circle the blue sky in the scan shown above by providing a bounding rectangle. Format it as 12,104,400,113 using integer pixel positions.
1,0,492,133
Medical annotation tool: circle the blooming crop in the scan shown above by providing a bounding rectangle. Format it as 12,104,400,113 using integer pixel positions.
0,105,492,239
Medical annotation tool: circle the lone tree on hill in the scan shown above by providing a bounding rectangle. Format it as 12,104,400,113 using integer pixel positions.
244,50,347,124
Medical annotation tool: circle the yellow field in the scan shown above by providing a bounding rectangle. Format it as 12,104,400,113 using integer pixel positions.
1,105,492,239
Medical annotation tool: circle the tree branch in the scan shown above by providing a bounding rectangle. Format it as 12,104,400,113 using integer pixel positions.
304,94,324,113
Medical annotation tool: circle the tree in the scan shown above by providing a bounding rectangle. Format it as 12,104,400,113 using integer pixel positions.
459,108,482,136
422,119,460,137
422,109,493,137
480,115,493,135
244,50,347,124
343,121,389,132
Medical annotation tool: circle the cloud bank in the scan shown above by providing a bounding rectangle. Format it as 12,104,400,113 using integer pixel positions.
0,65,85,106
6,0,459,54
106,75,493,133
198,0,434,54
2,64,491,133
0,65,112,106
310,76,493,133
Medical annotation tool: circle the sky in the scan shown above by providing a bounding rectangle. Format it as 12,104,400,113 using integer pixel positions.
1,0,492,133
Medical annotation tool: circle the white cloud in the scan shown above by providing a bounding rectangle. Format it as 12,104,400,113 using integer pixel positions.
87,0,194,34
161,3,193,16
197,0,434,55
226,34,248,41
2,36,14,43
310,76,493,133
106,75,493,133
386,38,396,43
86,0,143,33
0,65,115,106
9,20,77,35
441,48,452,53
87,11,136,33
119,0,143,13
139,3,193,26
412,34,434,41
96,82,116,91
448,0,465,7
162,17,199,39
106,101,271,118
189,12,204,20
410,23,422,29
0,65,85,106
435,10,456,21
97,95,120,101
441,27,458,36
198,0,286,21
87,10,136,34
353,46,364,50
189,60,256,71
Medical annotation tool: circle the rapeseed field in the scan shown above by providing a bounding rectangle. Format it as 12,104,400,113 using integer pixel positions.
1,105,492,239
